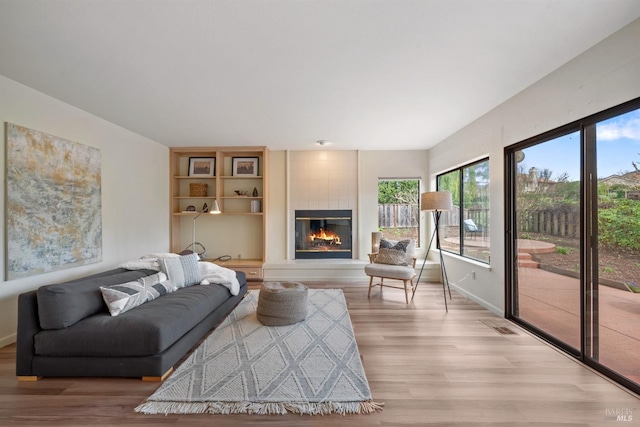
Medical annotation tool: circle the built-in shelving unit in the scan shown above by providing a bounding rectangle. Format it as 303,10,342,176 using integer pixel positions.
169,147,268,279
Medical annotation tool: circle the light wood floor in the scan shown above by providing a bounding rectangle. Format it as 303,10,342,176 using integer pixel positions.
1,281,638,426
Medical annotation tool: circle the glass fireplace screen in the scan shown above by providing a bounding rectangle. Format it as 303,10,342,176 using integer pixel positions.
295,210,352,259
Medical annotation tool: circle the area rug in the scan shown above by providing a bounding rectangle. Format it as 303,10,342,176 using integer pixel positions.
135,289,382,416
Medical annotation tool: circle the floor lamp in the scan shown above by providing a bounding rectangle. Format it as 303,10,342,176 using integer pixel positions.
189,200,221,259
413,191,453,311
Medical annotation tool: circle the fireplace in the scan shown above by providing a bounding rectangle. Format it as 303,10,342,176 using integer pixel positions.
295,210,352,259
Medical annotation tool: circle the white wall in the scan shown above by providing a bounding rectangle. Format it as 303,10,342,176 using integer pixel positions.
428,18,640,315
267,151,287,261
0,75,169,346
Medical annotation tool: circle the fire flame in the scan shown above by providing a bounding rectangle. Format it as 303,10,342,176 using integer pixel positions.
308,228,342,245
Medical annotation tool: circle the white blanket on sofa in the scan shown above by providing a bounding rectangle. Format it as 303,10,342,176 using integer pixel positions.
118,254,239,296
198,261,240,296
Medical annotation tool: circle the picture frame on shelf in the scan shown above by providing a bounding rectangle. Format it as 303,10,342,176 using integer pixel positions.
188,157,215,177
232,157,259,177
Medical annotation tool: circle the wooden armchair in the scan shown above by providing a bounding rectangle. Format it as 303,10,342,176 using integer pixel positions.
365,252,417,304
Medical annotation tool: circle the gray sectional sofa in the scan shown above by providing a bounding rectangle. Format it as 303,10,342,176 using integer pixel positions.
16,267,247,380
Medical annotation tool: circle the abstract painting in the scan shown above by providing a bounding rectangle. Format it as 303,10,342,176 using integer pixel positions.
5,123,102,280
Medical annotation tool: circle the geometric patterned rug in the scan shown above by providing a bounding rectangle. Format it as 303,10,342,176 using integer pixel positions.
135,289,383,415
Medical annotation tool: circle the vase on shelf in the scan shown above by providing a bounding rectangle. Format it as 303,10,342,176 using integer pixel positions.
253,187,259,197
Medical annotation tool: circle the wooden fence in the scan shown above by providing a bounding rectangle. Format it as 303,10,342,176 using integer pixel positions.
378,204,419,228
518,208,580,237
380,204,578,239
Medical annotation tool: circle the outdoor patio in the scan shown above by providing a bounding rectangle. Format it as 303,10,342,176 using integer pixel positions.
443,234,640,386
518,266,640,385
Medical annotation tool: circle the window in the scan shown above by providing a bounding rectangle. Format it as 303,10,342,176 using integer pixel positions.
437,159,490,263
377,178,420,245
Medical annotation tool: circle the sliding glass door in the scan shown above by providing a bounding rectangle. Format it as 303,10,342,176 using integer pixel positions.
510,131,582,352
591,109,640,385
507,99,640,393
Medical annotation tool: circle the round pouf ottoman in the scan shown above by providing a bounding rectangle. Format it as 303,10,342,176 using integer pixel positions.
257,281,308,326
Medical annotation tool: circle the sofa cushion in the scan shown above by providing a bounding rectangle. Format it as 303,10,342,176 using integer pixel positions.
365,263,416,280
159,253,201,289
100,272,174,316
34,281,243,357
37,268,158,330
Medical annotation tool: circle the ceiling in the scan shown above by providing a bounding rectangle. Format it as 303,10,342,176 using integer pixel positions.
1,1,640,151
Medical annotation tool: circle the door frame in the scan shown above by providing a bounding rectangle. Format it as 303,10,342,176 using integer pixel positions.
504,97,640,395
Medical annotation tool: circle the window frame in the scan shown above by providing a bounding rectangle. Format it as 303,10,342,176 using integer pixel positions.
377,177,421,248
436,157,490,264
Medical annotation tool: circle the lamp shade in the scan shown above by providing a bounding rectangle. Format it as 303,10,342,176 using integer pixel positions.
211,200,221,214
421,191,453,212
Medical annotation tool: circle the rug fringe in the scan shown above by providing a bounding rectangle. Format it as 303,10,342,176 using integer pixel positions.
135,400,384,416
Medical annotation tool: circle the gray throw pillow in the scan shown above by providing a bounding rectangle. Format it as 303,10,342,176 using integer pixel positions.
380,239,410,252
159,253,202,289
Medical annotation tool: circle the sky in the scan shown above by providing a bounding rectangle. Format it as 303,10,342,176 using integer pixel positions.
518,108,640,181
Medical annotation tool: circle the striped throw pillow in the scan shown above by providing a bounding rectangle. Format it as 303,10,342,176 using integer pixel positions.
159,253,202,289
100,272,174,316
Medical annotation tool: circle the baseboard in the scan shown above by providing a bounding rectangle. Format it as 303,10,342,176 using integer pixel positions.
0,332,16,348
449,283,504,316
263,259,441,283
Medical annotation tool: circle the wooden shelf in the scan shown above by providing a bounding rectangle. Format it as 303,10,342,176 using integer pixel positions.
174,196,216,199
220,196,263,199
169,146,268,261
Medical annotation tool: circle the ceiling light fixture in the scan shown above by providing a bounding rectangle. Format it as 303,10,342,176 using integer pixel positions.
316,140,332,147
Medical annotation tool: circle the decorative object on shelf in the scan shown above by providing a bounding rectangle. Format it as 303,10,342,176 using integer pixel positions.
234,190,249,196
188,157,215,177
232,157,259,177
371,231,383,253
414,191,454,311
252,187,259,197
186,205,196,212
251,200,261,213
189,183,208,197
202,203,208,212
